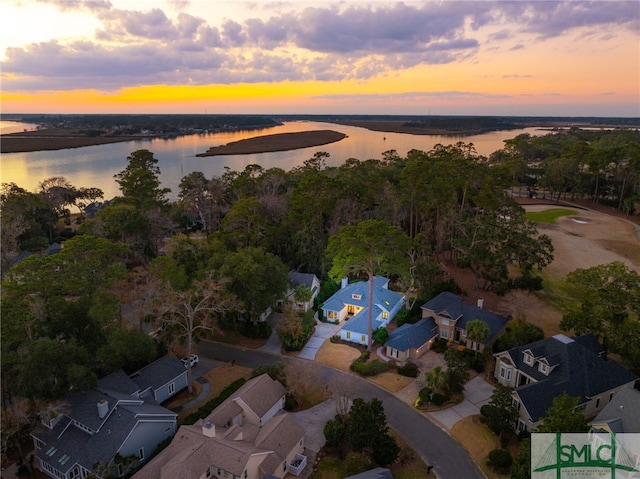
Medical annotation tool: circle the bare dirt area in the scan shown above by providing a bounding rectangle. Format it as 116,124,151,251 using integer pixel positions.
526,204,640,278
196,130,346,156
441,203,639,337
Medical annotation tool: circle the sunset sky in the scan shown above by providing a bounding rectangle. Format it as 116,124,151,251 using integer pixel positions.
1,0,639,116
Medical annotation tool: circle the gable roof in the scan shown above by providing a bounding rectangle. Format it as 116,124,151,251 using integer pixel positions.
133,376,303,479
323,277,393,311
421,292,508,343
385,318,438,352
288,271,319,293
505,334,638,422
591,385,640,433
32,358,180,477
130,356,187,396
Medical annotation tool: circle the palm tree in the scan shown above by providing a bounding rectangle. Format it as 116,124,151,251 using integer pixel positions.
466,319,490,355
424,365,448,393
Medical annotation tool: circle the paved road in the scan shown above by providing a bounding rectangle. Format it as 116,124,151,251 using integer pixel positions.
198,340,486,479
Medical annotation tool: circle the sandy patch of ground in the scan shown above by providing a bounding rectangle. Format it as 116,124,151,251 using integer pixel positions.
367,372,414,392
526,204,640,279
314,341,361,371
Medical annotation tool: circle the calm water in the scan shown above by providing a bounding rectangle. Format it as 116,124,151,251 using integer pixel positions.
1,121,542,200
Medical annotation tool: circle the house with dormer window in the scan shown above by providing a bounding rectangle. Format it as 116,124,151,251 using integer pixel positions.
494,334,638,431
31,356,186,479
322,277,404,346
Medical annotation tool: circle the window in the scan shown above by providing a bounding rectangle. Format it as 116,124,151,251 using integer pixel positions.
440,329,448,339
169,382,175,395
138,447,144,460
69,468,80,479
283,460,287,472
595,397,601,408
361,335,366,343
539,363,548,374
500,367,506,378
346,331,351,339
523,353,533,365
328,311,337,319
206,467,211,478
244,471,247,479
441,318,449,326
382,311,389,319
352,294,361,300
506,370,511,381
34,438,44,450
609,392,614,402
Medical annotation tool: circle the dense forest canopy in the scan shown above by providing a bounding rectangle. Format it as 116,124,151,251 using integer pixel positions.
2,126,639,461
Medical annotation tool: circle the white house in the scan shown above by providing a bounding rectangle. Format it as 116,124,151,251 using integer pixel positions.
322,277,404,346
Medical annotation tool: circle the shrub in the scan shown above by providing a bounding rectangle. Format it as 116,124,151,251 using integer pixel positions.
330,335,340,343
323,419,346,447
351,358,389,376
373,433,400,466
480,404,497,419
431,392,448,406
284,394,298,411
372,327,389,345
431,338,449,353
418,387,432,403
397,361,419,378
487,448,513,470
183,378,246,424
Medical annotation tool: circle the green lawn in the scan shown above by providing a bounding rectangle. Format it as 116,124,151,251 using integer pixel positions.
525,208,577,223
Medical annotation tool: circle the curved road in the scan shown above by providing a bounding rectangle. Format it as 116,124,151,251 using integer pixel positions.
198,340,485,479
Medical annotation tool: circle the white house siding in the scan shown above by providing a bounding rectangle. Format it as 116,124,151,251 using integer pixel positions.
340,329,368,346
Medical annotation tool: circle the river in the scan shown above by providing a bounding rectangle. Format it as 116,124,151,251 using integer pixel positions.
1,121,542,200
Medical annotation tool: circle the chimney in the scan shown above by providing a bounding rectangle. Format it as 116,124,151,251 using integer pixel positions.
97,400,109,419
341,277,348,289
202,422,216,438
477,298,484,309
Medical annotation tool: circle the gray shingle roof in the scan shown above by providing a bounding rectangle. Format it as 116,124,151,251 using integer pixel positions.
421,292,508,343
130,356,186,393
508,334,638,422
385,317,438,351
591,385,640,433
32,358,179,478
288,271,318,291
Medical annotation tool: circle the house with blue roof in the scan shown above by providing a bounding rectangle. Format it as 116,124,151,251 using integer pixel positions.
494,334,638,431
384,318,439,363
31,356,186,479
322,277,404,346
420,291,508,353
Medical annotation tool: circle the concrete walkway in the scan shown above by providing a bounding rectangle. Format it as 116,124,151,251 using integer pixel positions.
297,320,342,360
426,376,494,431
173,376,211,412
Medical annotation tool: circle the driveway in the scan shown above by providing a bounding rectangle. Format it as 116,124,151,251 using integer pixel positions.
427,376,494,431
297,320,342,360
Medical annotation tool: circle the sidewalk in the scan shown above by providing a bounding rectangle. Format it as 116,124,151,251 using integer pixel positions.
173,376,211,412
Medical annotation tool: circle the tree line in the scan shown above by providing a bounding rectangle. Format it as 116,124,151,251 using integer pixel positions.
2,127,639,461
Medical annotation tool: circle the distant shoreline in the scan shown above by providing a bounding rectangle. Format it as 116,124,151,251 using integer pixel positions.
195,130,347,156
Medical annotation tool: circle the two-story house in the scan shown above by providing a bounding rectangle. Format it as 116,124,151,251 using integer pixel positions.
133,374,307,479
31,356,187,479
494,334,638,431
420,291,508,352
322,277,404,347
284,271,321,312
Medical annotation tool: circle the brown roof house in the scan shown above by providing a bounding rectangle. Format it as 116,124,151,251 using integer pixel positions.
133,374,307,479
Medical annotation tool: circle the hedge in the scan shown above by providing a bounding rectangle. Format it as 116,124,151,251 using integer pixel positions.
183,378,246,425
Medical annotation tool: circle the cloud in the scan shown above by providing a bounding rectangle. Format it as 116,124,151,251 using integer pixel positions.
3,1,638,92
